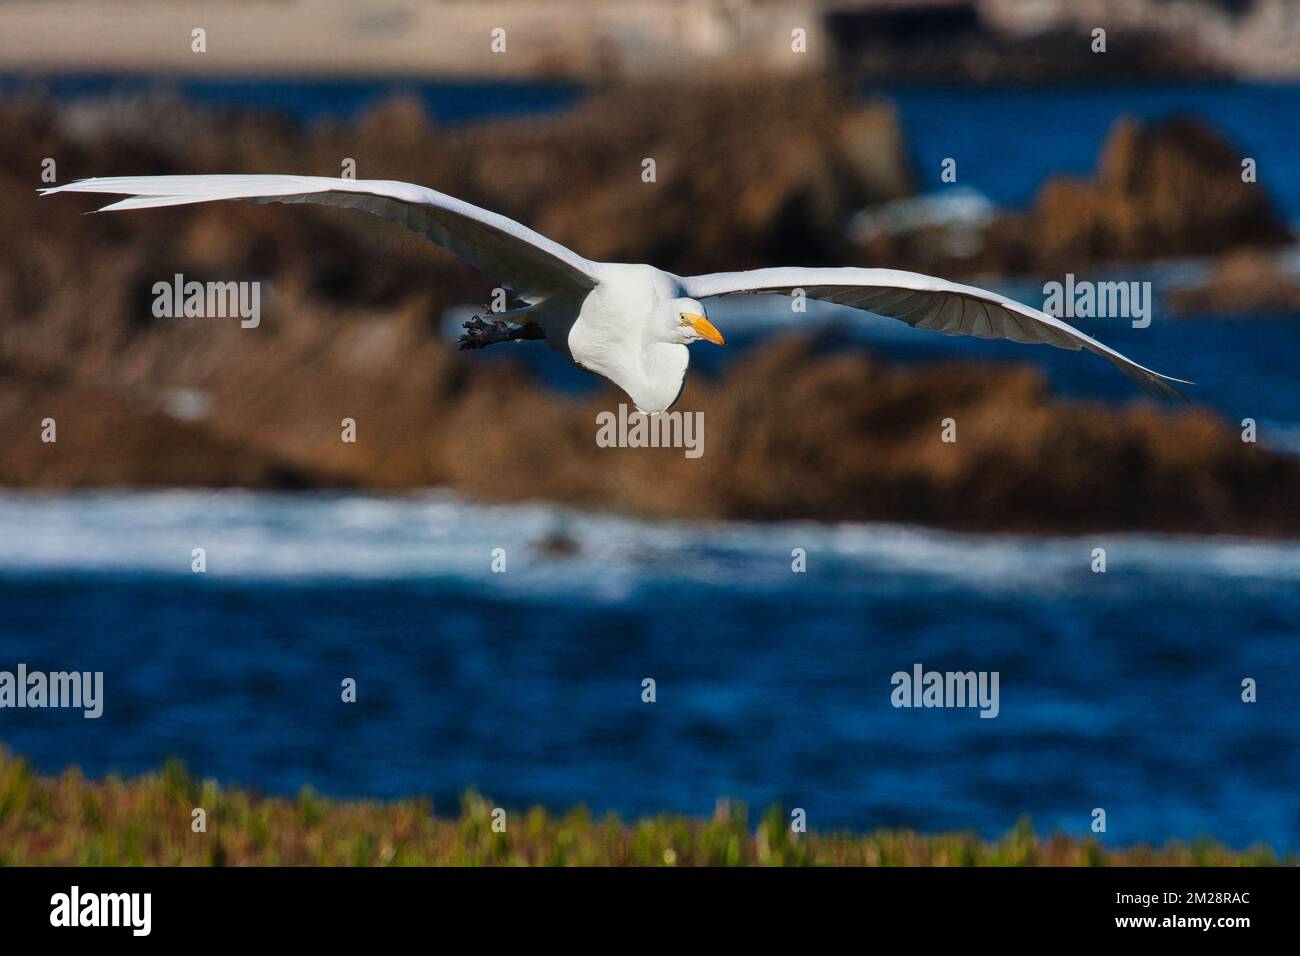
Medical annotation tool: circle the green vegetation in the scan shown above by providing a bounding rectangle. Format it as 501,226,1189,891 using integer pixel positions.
0,748,1285,866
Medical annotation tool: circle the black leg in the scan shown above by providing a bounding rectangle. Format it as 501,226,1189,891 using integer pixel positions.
458,315,543,350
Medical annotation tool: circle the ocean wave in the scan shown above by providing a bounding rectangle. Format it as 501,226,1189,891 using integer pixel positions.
5,490,1299,597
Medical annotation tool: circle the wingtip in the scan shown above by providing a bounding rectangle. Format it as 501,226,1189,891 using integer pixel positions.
40,181,86,197
39,178,115,197
1154,375,1192,403
39,182,104,212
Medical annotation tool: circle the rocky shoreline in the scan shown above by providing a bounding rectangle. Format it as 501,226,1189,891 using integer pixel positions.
2,84,1297,537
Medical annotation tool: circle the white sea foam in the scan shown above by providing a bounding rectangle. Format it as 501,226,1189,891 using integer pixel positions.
3,491,1298,596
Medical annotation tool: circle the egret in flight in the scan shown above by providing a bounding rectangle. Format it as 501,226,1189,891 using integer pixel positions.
44,175,1191,411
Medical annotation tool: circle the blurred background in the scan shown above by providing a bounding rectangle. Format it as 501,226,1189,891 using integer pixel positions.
0,0,1298,853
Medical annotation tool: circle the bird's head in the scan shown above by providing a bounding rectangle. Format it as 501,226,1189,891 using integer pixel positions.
666,298,725,347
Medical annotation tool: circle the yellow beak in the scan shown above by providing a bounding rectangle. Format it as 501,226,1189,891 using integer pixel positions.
683,312,725,346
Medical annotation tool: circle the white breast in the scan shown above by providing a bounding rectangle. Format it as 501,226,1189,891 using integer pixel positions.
563,266,692,412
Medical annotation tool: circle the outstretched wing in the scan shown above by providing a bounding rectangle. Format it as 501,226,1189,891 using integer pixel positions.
681,266,1192,401
42,174,601,299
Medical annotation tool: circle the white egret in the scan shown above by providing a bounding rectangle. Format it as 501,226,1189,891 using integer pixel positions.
43,175,1192,411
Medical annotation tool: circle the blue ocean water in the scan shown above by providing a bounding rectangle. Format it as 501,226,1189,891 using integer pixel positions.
1,492,1298,851
886,84,1300,222
0,72,583,126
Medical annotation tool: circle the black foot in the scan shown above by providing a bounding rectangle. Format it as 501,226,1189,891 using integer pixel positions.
457,315,511,350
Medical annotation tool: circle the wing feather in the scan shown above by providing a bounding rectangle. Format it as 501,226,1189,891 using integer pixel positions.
42,174,600,298
681,266,1192,401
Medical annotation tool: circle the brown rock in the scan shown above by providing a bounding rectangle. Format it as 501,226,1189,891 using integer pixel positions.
0,365,315,489
1025,116,1291,270
856,115,1293,279
1167,249,1300,315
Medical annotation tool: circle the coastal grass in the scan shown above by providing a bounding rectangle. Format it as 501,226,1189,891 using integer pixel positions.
0,748,1285,866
